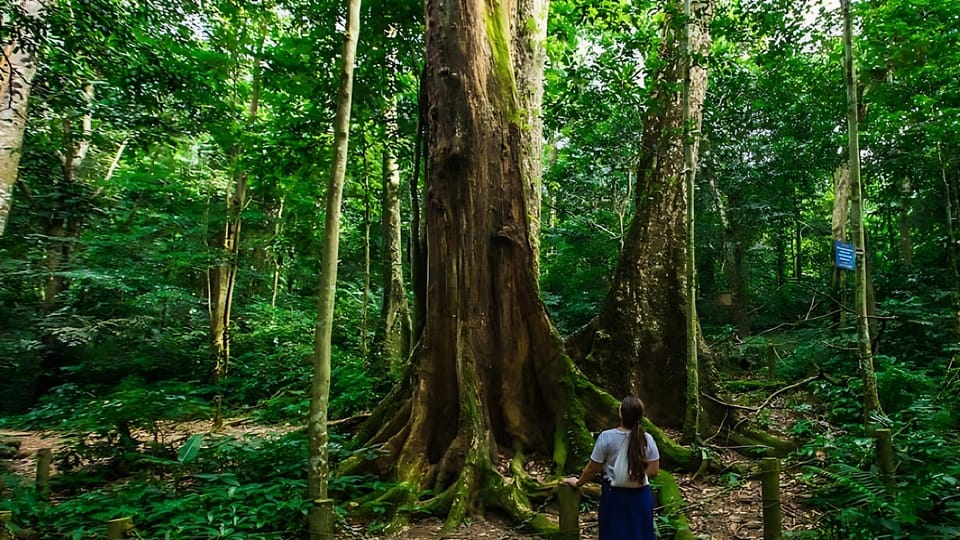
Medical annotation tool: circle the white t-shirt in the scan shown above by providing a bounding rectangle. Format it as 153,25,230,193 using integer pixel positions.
589,428,660,487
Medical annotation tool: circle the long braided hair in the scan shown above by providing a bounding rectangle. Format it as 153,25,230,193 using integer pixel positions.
620,396,649,481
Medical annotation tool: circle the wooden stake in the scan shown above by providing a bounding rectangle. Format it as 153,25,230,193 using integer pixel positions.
212,395,224,432
760,457,782,539
875,428,895,493
557,484,580,540
0,510,12,540
310,498,334,539
106,517,134,539
35,448,51,498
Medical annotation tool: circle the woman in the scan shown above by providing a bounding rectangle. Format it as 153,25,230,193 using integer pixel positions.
564,395,660,539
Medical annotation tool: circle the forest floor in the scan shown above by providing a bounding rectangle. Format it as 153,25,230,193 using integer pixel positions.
1,386,822,539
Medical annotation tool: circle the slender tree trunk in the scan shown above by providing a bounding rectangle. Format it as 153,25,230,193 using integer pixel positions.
681,0,700,442
307,0,361,536
939,146,960,338
577,0,717,427
37,82,92,393
707,178,750,336
410,69,428,341
793,189,803,279
361,138,372,360
774,229,786,287
896,188,913,271
207,27,264,384
831,163,850,325
270,197,284,311
0,0,46,236
42,84,92,313
841,0,882,428
941,145,959,283
375,49,412,369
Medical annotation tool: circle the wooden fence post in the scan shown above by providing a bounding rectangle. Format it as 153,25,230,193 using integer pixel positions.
760,457,782,540
106,517,134,539
0,510,12,540
212,395,224,432
35,448,52,498
874,428,895,493
310,498,334,539
557,484,580,539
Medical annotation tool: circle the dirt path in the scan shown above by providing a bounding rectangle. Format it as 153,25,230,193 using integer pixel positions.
3,421,819,539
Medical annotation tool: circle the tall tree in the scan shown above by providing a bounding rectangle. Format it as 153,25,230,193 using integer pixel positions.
681,0,701,442
346,0,620,532
0,0,46,236
374,26,412,371
207,15,266,383
572,0,717,427
307,0,362,536
841,0,882,427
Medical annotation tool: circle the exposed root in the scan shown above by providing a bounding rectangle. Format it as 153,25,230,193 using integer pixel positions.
654,470,697,540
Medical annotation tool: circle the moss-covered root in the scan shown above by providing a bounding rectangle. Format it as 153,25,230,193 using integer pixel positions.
482,468,559,536
571,374,700,471
356,483,420,535
727,424,796,458
653,471,697,540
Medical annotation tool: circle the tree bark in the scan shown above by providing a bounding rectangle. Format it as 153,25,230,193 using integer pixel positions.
351,0,603,532
375,34,412,371
0,0,45,236
831,162,850,326
307,0,362,536
207,25,264,384
576,0,718,428
841,0,882,428
681,0,701,442
706,154,750,337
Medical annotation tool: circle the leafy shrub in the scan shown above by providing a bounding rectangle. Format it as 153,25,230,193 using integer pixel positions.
803,399,960,538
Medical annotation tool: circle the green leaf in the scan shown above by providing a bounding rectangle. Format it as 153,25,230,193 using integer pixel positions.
177,434,203,464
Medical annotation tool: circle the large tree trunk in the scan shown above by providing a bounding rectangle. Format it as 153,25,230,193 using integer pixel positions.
349,0,610,532
575,0,717,428
0,0,45,236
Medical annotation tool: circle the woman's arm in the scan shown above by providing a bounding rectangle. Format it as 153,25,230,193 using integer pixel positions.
564,459,604,488
645,459,660,478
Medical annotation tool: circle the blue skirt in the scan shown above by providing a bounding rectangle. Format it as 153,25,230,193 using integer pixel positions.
598,483,656,540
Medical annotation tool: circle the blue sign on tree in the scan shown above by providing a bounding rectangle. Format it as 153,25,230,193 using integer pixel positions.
834,240,856,270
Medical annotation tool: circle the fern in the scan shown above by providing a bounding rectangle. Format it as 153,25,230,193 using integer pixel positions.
808,463,889,511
